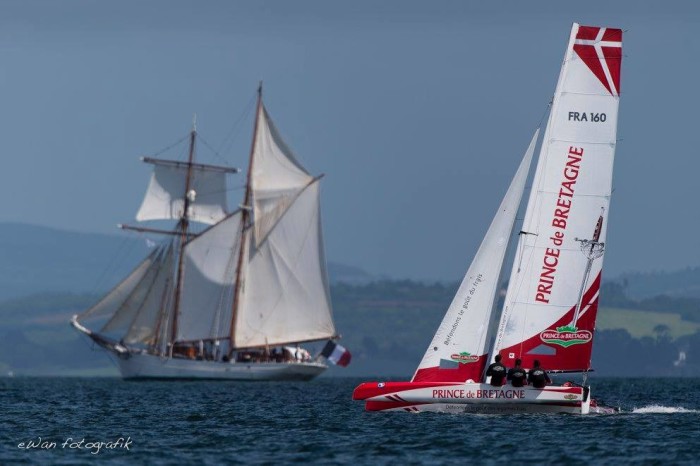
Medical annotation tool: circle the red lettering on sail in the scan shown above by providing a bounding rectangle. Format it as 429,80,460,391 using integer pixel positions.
535,147,584,303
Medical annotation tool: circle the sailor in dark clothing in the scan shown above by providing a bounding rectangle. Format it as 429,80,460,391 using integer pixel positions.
527,359,552,388
507,358,527,387
485,354,507,386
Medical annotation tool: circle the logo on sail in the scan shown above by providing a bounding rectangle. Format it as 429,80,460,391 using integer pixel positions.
450,352,480,364
540,325,592,348
573,26,622,96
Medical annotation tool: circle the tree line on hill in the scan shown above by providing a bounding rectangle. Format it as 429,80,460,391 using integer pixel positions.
1,279,700,376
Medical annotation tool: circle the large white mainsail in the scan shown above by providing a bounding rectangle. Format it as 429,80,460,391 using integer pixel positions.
412,130,538,383
491,24,622,372
234,106,336,348
176,212,243,342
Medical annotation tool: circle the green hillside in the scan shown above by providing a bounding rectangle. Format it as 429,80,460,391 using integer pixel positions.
597,307,700,339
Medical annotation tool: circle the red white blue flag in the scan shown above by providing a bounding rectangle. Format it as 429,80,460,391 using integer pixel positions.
321,341,351,367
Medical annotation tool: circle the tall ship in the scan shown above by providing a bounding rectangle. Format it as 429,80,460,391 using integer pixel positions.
353,23,622,413
72,86,350,380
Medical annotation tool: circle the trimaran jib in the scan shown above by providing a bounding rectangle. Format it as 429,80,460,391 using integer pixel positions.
353,23,622,414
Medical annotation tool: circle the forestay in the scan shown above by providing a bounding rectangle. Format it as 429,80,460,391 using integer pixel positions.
491,24,622,372
412,130,538,383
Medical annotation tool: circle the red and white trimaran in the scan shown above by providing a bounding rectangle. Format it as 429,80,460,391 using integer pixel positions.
353,23,622,414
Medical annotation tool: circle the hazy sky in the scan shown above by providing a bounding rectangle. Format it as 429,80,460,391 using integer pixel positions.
1,0,698,281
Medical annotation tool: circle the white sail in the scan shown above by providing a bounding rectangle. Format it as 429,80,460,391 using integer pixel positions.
235,180,335,348
122,244,176,345
136,163,228,225
412,129,538,383
491,24,622,372
93,245,173,343
176,212,243,342
251,107,314,246
78,247,159,334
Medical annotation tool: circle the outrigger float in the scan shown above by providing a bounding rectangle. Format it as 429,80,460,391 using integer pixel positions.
354,23,623,414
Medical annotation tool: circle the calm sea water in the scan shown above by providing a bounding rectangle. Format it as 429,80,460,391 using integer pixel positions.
1,377,698,465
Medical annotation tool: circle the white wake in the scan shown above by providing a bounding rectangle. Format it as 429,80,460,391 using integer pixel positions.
632,405,698,414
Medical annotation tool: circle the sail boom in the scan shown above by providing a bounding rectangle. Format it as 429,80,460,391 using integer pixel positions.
118,224,199,238
142,157,240,174
231,335,338,351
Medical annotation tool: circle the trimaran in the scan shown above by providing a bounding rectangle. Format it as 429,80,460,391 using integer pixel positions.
353,23,622,414
72,85,349,380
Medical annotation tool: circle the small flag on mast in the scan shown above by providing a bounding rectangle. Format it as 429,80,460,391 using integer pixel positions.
321,340,351,367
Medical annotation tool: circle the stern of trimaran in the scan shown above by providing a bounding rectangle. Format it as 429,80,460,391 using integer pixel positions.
353,23,622,414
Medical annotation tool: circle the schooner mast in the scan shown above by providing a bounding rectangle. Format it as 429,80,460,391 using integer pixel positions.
229,83,262,354
171,118,198,347
118,116,239,353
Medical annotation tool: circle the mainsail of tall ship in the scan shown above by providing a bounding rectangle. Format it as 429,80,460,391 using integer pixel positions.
72,86,348,380
353,23,622,413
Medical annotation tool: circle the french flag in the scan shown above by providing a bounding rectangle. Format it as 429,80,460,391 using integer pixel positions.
321,341,351,367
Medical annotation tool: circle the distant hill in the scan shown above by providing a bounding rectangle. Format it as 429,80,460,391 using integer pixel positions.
619,267,700,300
3,279,700,377
0,222,149,301
0,223,375,302
1,222,700,377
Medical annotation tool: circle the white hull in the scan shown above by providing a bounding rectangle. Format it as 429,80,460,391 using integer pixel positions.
354,381,592,414
115,351,327,381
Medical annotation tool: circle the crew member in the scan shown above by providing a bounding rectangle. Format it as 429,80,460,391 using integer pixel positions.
507,358,527,387
485,354,507,386
528,359,552,388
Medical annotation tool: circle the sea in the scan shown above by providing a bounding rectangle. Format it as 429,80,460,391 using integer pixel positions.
1,377,698,465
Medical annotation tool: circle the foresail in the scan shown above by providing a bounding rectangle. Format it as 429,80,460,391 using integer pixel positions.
235,180,335,348
491,24,622,372
176,212,243,342
122,243,176,345
78,248,160,331
251,106,314,246
412,129,538,383
91,244,172,343
136,163,229,225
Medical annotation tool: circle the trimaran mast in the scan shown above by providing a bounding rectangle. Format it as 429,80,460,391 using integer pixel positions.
229,82,263,355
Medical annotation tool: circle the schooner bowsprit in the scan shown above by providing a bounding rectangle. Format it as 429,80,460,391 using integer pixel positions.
72,86,350,380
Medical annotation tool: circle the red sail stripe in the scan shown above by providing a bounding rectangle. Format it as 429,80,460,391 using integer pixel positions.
497,272,602,372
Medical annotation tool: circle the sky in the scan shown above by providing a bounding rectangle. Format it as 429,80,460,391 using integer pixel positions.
1,0,699,281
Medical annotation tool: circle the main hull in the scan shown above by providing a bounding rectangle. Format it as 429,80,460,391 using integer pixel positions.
353,381,591,414
115,351,327,381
